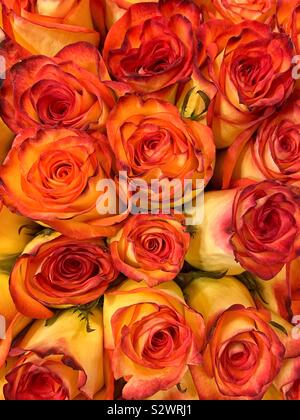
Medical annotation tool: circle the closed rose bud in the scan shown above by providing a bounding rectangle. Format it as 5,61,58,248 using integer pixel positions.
185,190,245,276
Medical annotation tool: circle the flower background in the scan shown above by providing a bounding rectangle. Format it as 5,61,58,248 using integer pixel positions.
0,0,300,400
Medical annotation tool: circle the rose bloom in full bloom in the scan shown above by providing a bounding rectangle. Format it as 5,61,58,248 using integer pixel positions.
198,20,294,148
0,128,127,239
104,279,205,399
9,230,119,319
218,92,300,189
106,94,215,204
0,0,105,56
186,180,300,280
103,0,202,97
0,42,116,133
109,214,190,287
185,276,285,400
199,0,276,24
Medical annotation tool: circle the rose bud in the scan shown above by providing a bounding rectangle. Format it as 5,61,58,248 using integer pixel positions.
0,203,39,263
0,42,116,133
107,94,215,205
199,0,276,24
1,307,111,400
9,230,119,319
104,279,205,400
0,128,127,239
0,0,105,56
185,275,285,400
103,0,202,97
231,180,300,280
0,271,31,369
185,189,245,276
220,93,300,189
109,214,190,287
199,20,294,148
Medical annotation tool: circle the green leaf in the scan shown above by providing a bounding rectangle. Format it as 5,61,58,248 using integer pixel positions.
270,321,288,336
237,272,268,304
0,254,19,273
45,310,65,327
176,383,187,394
176,269,228,289
180,87,210,120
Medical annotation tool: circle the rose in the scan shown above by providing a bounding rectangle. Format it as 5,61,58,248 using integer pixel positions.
274,357,300,400
0,42,116,133
185,276,285,400
277,0,300,54
220,93,300,189
0,271,31,369
199,0,276,24
1,308,111,400
231,180,300,279
105,0,154,29
0,34,31,163
0,128,127,239
0,203,39,263
104,279,205,399
185,189,245,275
10,230,119,319
199,20,294,148
109,214,190,287
107,94,215,203
103,0,202,96
0,0,105,56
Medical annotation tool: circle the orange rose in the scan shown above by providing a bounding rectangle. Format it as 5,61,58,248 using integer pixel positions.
104,279,205,399
277,0,300,54
0,33,30,163
105,0,154,29
231,181,300,280
10,230,119,319
274,357,300,400
0,271,31,369
220,93,300,189
0,0,105,56
199,0,276,24
199,20,294,148
0,203,39,263
107,94,215,204
103,0,202,96
185,276,285,400
109,214,190,287
1,308,112,400
0,42,116,133
0,128,127,239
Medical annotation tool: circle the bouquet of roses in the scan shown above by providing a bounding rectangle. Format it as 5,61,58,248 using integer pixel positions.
0,0,299,400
